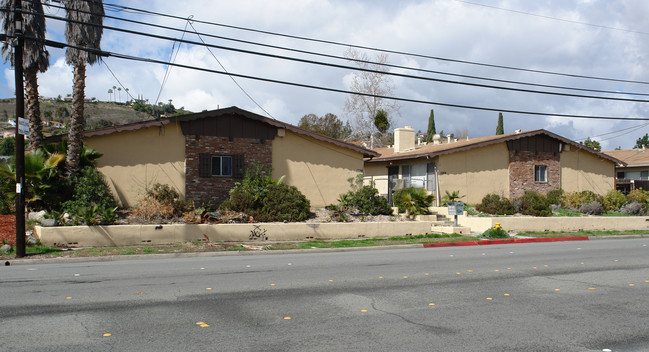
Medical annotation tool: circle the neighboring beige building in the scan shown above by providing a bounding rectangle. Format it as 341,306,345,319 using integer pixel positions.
603,147,649,192
603,148,649,181
365,128,622,205
56,107,376,208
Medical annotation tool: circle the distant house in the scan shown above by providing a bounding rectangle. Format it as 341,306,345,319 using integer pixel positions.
51,106,377,208
365,127,623,205
48,121,65,129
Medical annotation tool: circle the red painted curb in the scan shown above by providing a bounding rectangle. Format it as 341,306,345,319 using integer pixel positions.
423,236,589,248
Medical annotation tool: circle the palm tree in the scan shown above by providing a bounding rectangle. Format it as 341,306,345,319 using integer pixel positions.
117,87,121,102
1,0,50,151
63,0,104,176
107,88,112,101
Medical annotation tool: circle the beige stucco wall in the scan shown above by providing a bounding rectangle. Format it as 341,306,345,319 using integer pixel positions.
437,143,510,204
364,162,391,195
35,221,435,247
85,123,186,207
271,130,365,208
560,147,615,195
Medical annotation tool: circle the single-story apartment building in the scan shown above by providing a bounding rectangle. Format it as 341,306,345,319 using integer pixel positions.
364,127,624,205
603,147,649,192
603,147,649,181
61,106,377,208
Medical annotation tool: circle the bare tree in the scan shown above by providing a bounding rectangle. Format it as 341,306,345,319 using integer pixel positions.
343,48,399,148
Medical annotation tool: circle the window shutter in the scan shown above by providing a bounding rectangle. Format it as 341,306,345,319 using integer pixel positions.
232,155,245,178
199,153,210,178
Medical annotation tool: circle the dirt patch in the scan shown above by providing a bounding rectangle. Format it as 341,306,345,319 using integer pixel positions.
0,215,15,245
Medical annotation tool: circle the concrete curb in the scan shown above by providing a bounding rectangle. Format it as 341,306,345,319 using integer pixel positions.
423,236,589,248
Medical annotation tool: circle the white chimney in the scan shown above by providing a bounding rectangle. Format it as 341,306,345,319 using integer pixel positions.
394,126,415,153
433,134,441,145
447,135,451,144
417,135,422,146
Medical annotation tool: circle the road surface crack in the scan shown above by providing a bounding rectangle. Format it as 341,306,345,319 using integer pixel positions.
370,298,455,334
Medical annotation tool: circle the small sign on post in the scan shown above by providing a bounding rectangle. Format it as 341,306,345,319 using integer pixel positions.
17,117,29,136
447,202,464,226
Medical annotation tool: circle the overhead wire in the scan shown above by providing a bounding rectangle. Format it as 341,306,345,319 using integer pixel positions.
34,0,649,98
89,1,649,86
8,32,649,122
187,20,274,118
20,8,649,104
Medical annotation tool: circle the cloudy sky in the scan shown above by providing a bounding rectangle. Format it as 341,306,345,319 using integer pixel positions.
2,0,649,150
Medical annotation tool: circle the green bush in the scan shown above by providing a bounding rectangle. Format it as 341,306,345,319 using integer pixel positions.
546,189,564,205
481,224,509,239
475,194,515,215
254,183,311,222
392,187,434,217
560,190,602,209
339,185,392,215
602,189,627,211
62,166,118,225
626,189,649,204
220,163,312,222
516,191,551,217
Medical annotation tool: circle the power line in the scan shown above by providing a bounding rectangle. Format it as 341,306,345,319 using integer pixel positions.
154,16,190,105
12,32,649,122
90,1,649,86
455,0,649,37
34,0,649,98
187,20,274,118
25,9,649,103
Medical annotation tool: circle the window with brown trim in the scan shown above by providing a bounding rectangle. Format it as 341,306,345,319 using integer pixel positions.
534,165,547,183
199,154,244,178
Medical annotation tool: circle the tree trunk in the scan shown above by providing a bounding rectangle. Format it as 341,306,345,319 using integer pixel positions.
24,65,44,152
66,63,86,176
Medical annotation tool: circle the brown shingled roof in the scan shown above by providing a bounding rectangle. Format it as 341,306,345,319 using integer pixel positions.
367,129,625,165
603,148,649,167
48,106,378,158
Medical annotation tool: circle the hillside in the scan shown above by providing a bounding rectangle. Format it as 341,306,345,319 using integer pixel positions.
0,98,192,135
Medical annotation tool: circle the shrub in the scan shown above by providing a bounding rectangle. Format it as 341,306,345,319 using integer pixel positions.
62,166,118,225
131,183,193,224
392,187,434,217
481,223,509,239
602,189,627,211
337,175,392,216
579,201,603,215
476,194,515,215
546,189,564,205
220,163,312,222
621,202,646,215
626,189,649,205
561,191,602,209
254,183,311,222
516,191,551,217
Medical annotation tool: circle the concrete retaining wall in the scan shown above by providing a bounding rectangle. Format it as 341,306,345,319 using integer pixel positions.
459,216,649,233
35,221,434,247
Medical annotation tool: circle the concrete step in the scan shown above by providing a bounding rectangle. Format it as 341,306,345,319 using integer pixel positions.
431,220,454,226
430,226,472,235
415,214,438,221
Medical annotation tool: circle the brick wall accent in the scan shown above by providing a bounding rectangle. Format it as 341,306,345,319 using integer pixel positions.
185,135,272,206
509,150,560,199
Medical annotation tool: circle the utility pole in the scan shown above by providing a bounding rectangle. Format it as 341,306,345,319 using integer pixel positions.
13,0,26,258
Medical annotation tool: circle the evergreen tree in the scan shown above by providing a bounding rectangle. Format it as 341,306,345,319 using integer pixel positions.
580,137,601,151
496,112,504,135
374,109,389,134
424,109,436,142
635,133,649,149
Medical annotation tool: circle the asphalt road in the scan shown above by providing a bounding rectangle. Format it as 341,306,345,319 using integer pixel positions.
2,238,649,352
